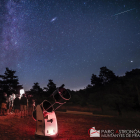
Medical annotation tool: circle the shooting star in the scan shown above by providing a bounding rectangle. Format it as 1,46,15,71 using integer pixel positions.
112,8,135,16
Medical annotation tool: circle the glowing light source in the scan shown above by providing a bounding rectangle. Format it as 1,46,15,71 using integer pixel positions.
47,129,55,135
20,89,25,99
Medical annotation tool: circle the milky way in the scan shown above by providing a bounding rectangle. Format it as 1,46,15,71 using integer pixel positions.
0,0,140,91
1,0,25,68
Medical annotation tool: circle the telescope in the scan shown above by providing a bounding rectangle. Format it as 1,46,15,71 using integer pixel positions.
32,86,71,137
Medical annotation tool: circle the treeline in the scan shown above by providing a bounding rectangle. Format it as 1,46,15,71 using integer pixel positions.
0,67,140,113
0,68,59,103
0,68,65,104
71,66,140,114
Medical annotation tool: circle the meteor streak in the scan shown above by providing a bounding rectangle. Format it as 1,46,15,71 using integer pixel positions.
112,8,135,16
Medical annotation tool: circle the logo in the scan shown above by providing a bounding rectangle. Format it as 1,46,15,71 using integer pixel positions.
88,128,140,138
88,127,100,137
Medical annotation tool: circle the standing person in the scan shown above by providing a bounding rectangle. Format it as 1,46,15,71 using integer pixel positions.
32,99,36,111
0,93,7,116
6,96,10,114
9,95,13,114
20,94,27,118
14,94,20,116
27,95,33,116
11,93,15,113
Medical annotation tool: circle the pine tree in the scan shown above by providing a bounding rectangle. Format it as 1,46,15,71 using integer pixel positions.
46,79,56,95
0,67,22,95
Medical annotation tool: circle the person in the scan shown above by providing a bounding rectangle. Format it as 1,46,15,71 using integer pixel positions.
20,94,27,118
14,94,20,116
9,95,13,114
27,95,34,116
32,99,36,111
6,96,10,114
0,93,7,116
11,93,15,113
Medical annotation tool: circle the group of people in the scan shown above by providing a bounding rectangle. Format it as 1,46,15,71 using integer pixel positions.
0,92,35,118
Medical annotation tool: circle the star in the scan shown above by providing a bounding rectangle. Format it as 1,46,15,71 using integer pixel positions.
0,0,139,91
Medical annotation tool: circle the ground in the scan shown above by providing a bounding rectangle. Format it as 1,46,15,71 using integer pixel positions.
0,111,140,140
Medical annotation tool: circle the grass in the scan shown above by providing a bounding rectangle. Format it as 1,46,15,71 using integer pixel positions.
0,111,140,140
58,104,140,118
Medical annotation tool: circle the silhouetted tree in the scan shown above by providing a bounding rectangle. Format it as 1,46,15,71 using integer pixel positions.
0,67,21,95
99,66,116,85
125,69,140,110
46,79,56,96
91,74,102,86
85,84,93,94
30,82,43,92
30,82,43,99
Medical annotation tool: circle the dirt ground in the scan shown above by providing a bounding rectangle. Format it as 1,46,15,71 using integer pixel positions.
0,112,140,140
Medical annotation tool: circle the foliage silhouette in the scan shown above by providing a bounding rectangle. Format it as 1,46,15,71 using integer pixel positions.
99,66,117,85
0,67,23,95
1,66,140,114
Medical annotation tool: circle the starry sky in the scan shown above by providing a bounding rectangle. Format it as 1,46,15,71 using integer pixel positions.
0,0,140,91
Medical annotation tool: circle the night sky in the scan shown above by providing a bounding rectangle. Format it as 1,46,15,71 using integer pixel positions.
0,0,140,91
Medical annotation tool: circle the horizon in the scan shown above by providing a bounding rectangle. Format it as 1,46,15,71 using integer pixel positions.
1,66,139,92
0,0,140,92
